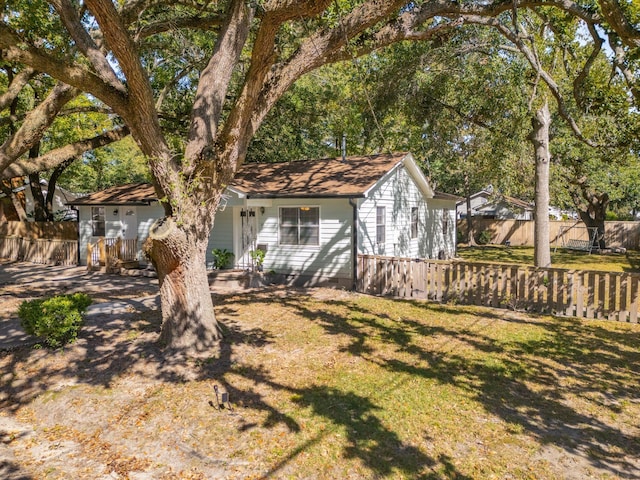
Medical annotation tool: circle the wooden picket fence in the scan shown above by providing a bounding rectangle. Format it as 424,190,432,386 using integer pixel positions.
0,236,78,266
357,255,639,323
87,237,139,271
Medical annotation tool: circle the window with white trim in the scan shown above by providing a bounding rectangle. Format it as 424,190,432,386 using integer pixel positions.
411,207,418,239
91,206,105,237
376,206,386,244
279,207,320,245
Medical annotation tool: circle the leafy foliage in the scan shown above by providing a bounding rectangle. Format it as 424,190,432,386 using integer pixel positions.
58,137,150,192
18,293,92,349
211,248,234,269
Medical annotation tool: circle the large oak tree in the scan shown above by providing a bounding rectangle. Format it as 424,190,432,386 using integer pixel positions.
1,0,638,351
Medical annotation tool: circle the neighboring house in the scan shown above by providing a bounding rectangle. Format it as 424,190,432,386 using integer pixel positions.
548,205,578,220
0,176,80,221
69,153,458,287
455,188,493,220
457,188,534,220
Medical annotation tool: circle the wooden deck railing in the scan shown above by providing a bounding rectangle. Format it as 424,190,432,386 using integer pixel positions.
0,236,78,266
87,237,138,271
357,255,639,323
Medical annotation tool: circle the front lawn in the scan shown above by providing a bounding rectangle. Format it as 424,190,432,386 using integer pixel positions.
2,289,639,479
457,245,640,273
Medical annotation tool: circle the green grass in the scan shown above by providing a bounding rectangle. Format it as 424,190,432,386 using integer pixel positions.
208,292,640,478
457,245,640,272
6,289,638,479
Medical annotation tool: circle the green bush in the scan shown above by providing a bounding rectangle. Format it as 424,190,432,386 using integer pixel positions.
18,293,92,348
476,230,492,245
211,248,234,269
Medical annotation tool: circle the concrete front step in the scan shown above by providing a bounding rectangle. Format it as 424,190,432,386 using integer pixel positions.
207,270,280,290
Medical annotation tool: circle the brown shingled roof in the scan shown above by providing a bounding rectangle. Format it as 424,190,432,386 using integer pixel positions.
67,153,417,204
230,153,409,197
68,183,157,205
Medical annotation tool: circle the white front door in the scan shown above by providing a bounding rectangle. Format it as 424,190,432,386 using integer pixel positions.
235,207,257,269
119,206,137,239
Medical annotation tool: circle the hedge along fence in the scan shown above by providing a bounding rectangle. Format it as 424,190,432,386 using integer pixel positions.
357,255,639,323
0,237,78,266
457,219,640,250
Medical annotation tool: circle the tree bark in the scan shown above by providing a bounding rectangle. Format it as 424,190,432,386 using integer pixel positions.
46,157,74,217
531,102,552,268
0,179,28,221
464,173,477,246
144,216,221,351
26,143,52,221
573,187,608,250
28,172,49,221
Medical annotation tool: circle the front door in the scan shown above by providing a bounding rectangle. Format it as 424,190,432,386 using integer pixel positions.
119,206,137,239
236,207,257,269
118,206,138,262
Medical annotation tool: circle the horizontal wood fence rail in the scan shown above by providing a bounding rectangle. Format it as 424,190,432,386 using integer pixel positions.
357,255,639,323
0,236,78,266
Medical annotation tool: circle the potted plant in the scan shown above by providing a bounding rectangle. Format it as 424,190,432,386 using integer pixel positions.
249,248,266,272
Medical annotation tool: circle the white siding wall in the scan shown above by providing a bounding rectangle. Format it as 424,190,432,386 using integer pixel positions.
78,203,164,265
77,206,92,265
424,200,457,259
206,206,235,269
359,166,457,259
256,198,353,285
359,165,424,258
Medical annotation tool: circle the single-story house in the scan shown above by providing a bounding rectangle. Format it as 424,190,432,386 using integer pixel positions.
457,188,534,220
69,152,458,287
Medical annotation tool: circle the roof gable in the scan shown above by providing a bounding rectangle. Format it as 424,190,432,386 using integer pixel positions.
476,195,533,212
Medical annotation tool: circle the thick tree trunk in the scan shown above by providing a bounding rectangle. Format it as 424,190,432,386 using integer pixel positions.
531,102,552,268
28,173,50,222
570,178,609,250
464,174,477,246
144,217,221,352
577,194,608,250
465,195,477,246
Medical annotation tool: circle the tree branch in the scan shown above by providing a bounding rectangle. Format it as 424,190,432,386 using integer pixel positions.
572,21,603,109
0,82,79,173
85,0,163,153
0,126,130,180
185,0,254,164
598,0,640,48
462,15,599,147
50,0,124,91
610,34,640,106
0,23,130,113
136,15,224,41
0,67,36,112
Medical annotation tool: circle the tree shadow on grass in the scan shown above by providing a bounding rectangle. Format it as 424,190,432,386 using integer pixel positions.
223,289,640,478
205,293,473,479
2,286,639,479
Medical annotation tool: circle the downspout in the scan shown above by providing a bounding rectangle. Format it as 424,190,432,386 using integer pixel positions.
349,197,358,291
